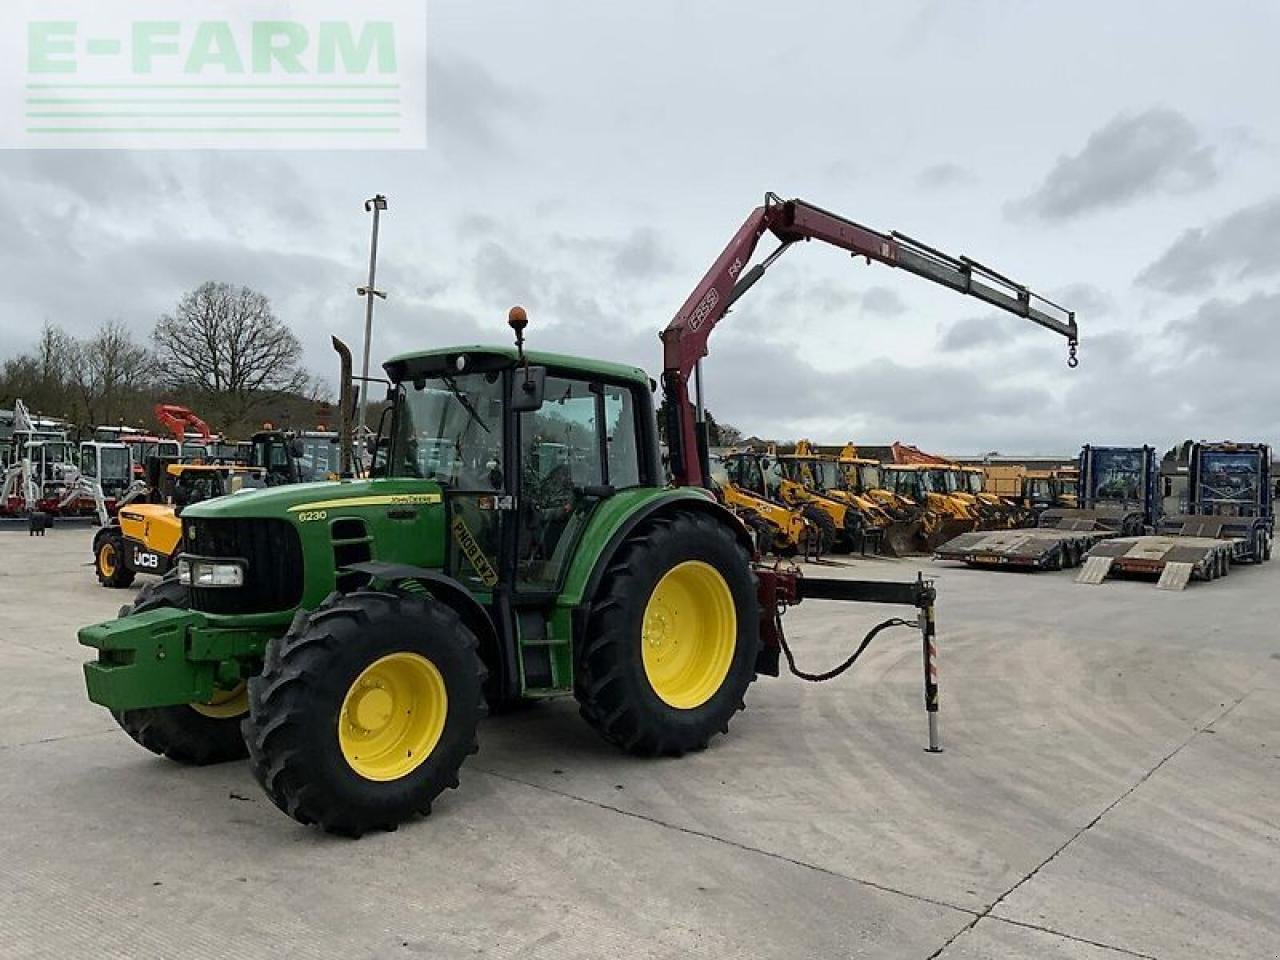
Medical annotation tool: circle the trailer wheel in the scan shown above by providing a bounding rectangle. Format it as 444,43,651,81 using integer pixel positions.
577,512,760,756
243,590,484,836
93,528,136,589
110,579,248,765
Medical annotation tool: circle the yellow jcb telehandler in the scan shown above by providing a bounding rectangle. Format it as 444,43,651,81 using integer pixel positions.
92,460,270,588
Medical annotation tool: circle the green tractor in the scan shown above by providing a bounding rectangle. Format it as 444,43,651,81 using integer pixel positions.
78,195,1078,835
82,328,765,836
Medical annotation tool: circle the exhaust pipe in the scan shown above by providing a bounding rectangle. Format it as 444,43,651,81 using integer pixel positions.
331,336,356,478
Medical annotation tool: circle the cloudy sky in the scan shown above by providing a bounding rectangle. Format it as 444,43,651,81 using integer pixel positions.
3,1,1278,455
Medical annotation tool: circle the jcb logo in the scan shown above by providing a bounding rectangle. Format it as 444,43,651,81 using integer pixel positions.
133,550,160,569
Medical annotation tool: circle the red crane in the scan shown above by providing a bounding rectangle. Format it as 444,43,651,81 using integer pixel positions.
660,193,1079,488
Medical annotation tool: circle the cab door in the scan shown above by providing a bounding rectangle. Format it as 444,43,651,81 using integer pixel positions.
514,376,606,593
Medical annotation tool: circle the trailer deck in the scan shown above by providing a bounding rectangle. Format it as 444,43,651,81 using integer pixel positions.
1077,514,1271,590
933,526,1113,570
1077,535,1242,590
933,501,1144,572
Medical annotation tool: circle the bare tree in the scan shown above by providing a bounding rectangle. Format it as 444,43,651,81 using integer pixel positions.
70,320,153,426
154,282,309,430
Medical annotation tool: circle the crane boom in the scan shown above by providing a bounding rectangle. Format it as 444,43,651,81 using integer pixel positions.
661,193,1080,488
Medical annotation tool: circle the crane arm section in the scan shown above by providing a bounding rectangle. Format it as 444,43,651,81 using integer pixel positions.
660,193,1080,487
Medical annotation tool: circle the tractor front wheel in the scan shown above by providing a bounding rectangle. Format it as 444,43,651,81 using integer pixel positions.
110,577,248,765
93,528,135,589
243,590,484,836
576,512,760,756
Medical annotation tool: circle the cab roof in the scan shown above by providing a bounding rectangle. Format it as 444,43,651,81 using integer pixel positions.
383,345,652,387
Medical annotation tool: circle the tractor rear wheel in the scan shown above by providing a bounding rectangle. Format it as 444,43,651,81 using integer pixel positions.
576,512,759,756
243,590,484,836
110,577,248,765
93,528,135,589
802,505,837,556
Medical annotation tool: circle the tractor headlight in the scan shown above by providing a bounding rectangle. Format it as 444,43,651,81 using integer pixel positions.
177,557,246,588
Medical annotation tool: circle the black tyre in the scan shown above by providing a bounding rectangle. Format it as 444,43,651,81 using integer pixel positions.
110,578,247,766
93,527,136,589
802,505,837,556
576,511,760,757
243,590,484,836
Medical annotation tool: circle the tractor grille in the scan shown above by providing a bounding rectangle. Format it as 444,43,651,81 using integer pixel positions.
185,518,304,615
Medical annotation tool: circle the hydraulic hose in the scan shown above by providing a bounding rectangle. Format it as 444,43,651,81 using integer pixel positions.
778,617,915,682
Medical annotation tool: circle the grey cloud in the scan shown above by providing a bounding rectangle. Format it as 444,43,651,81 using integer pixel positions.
1050,283,1111,318
428,56,530,153
1010,108,1218,220
458,213,500,238
611,228,674,279
1164,291,1280,364
473,241,538,309
860,286,906,316
937,314,1034,352
546,228,675,281
916,163,978,190
1137,197,1280,294
5,151,182,210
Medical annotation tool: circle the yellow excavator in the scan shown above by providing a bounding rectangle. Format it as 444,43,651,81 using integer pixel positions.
837,445,927,556
882,463,980,551
723,448,858,554
709,452,816,557
782,441,902,554
955,464,1025,528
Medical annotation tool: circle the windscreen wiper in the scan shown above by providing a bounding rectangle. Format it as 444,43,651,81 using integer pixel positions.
442,375,491,434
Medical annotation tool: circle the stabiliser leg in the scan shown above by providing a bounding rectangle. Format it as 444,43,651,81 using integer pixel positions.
779,571,941,754
920,595,941,753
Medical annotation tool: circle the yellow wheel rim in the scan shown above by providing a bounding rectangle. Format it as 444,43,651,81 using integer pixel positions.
338,652,448,782
190,681,249,719
98,542,117,577
641,561,737,710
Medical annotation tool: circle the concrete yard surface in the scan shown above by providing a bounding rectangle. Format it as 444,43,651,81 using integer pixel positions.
1,527,1278,959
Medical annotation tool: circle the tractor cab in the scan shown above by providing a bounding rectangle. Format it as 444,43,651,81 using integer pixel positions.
250,430,307,486
381,345,656,594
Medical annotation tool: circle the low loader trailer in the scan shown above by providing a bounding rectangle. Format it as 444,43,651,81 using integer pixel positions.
1077,442,1272,590
934,445,1156,571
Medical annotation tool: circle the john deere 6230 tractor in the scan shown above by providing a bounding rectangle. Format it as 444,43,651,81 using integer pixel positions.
79,194,1077,834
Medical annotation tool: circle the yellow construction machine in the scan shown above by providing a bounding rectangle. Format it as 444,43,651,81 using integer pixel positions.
722,448,857,554
709,453,816,557
837,444,927,555
957,464,1025,528
92,462,269,588
782,441,904,554
883,463,980,551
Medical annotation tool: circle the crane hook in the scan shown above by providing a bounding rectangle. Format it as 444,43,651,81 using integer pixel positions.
1066,338,1079,368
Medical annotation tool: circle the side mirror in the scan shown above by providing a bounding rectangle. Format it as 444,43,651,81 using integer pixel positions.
511,365,547,413
759,457,771,471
